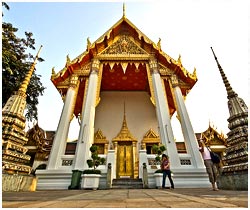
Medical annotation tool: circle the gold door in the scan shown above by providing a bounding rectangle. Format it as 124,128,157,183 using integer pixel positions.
117,143,133,178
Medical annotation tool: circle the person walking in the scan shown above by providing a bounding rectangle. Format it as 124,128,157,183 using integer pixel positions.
161,154,174,189
199,139,219,191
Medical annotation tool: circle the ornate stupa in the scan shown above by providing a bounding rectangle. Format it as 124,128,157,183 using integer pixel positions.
211,47,248,190
2,46,43,176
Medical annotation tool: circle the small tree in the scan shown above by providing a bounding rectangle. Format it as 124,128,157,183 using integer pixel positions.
152,144,166,163
152,144,167,174
83,145,105,174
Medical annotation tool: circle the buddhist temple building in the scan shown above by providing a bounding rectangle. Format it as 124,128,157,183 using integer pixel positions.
36,8,210,189
194,124,227,168
26,123,55,173
178,124,227,159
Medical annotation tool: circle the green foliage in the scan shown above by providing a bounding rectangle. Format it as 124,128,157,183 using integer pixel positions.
155,156,161,162
86,145,105,171
152,144,166,164
90,145,98,153
159,145,166,153
2,2,10,13
2,3,45,121
152,144,166,155
86,159,94,168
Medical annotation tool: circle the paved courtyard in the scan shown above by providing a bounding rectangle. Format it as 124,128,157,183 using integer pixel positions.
2,188,248,208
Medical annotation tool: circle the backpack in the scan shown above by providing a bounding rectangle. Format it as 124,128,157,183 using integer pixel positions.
209,150,221,164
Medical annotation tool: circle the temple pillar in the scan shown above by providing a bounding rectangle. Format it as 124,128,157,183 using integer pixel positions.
148,59,181,168
73,58,100,170
170,75,204,168
132,141,138,178
47,75,79,170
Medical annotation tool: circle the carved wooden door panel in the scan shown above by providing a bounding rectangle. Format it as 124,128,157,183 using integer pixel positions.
117,143,133,178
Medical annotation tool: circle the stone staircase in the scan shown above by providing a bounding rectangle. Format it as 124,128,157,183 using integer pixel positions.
112,178,143,189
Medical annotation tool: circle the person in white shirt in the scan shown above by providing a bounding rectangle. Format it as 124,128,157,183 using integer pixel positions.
199,139,219,191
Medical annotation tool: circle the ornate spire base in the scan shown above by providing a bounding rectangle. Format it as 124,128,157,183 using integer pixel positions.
217,97,248,190
2,90,32,175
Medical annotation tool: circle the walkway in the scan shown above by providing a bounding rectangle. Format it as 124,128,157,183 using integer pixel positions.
2,188,248,208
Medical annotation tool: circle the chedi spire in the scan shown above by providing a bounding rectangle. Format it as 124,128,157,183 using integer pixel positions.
2,46,43,175
210,47,237,99
211,47,248,190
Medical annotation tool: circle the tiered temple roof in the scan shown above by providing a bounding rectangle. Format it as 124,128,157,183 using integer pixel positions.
51,12,197,117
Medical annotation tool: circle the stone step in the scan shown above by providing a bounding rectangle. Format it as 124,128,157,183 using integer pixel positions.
112,178,143,189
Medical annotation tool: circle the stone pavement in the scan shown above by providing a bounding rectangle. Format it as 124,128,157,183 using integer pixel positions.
2,188,248,208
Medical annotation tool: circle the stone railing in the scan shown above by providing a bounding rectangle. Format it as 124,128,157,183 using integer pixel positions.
61,155,75,167
179,154,192,166
61,154,107,168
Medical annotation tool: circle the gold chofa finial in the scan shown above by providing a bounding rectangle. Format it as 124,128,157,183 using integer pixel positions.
157,38,161,50
123,3,126,18
87,37,91,50
52,67,56,75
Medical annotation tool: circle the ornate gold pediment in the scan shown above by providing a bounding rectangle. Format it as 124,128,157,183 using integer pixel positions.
56,77,70,88
202,125,226,146
94,129,109,144
158,63,172,76
141,128,160,143
141,128,160,150
73,63,91,76
101,35,148,55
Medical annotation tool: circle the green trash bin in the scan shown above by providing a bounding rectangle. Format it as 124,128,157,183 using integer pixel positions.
68,170,83,189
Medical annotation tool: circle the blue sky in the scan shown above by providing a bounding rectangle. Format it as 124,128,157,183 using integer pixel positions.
2,0,249,141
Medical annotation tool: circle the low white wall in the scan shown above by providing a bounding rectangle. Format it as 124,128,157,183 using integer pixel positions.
36,169,72,190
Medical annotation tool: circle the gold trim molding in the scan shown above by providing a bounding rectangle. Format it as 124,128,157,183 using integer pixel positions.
101,35,147,55
96,63,103,107
141,128,160,150
146,63,156,106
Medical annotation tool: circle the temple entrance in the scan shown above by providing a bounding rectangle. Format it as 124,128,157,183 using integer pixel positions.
111,102,138,179
117,142,133,178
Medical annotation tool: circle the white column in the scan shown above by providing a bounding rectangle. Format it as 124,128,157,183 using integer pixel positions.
149,59,181,168
171,75,204,168
73,59,100,170
47,75,79,170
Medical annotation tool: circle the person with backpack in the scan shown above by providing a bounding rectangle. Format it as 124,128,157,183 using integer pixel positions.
199,139,219,191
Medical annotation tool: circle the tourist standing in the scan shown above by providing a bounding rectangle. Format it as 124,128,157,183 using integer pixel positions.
161,154,174,189
199,139,219,191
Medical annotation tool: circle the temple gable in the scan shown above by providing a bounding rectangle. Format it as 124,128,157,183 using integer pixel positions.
100,35,147,55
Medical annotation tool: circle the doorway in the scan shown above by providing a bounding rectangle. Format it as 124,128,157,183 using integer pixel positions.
117,142,133,178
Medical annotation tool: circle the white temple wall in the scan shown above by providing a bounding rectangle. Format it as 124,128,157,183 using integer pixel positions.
94,91,158,144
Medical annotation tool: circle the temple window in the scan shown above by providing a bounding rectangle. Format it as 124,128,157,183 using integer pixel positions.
141,129,160,154
93,129,109,155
